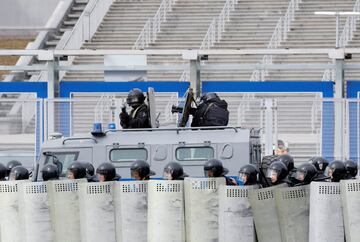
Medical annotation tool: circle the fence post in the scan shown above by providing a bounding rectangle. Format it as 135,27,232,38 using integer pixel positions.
334,55,345,160
264,99,274,155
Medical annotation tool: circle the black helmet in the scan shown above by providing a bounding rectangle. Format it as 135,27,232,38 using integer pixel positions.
41,164,59,181
294,163,318,185
309,156,329,172
163,162,188,180
200,92,219,103
238,164,258,185
67,161,86,179
126,88,145,107
130,160,155,180
96,162,120,181
266,161,288,184
0,163,7,180
6,160,22,176
344,160,358,178
204,159,228,177
328,160,346,182
9,166,29,181
274,154,294,172
82,161,95,176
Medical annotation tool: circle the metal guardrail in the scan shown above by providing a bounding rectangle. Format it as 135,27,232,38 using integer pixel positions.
321,0,360,81
133,0,176,49
179,0,238,81
250,0,301,82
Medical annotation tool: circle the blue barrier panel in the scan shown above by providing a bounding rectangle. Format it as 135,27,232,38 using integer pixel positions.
0,82,47,98
203,81,335,159
59,81,190,98
347,81,360,162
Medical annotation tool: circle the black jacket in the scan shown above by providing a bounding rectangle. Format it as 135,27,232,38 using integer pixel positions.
190,99,229,127
120,104,151,129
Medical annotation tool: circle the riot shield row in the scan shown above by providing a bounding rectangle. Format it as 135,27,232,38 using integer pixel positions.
0,178,359,242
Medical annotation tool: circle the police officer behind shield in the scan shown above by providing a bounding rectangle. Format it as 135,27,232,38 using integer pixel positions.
9,166,29,181
238,164,259,186
130,160,155,180
163,162,188,180
0,163,7,181
203,159,237,185
81,161,98,182
327,160,346,182
96,162,121,182
266,161,291,186
67,161,87,180
308,156,329,181
344,160,358,179
6,160,22,177
41,164,59,181
120,88,151,129
293,163,318,186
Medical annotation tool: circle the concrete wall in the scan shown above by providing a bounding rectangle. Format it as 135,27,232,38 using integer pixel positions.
0,0,62,37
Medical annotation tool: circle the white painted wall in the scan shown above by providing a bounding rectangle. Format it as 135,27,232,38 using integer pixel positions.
0,0,62,37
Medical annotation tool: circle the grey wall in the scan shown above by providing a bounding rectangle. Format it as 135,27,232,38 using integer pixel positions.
0,0,62,37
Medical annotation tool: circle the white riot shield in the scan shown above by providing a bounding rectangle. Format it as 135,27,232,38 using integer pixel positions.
48,179,87,242
309,182,344,242
18,182,52,242
340,179,360,242
248,184,286,242
79,182,116,242
184,177,226,242
218,185,257,242
0,181,25,242
148,180,185,242
275,185,310,242
114,181,148,242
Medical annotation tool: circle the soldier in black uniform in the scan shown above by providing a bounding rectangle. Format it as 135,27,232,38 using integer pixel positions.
130,160,155,180
9,166,29,181
120,88,151,129
266,161,291,186
41,164,59,181
308,156,329,181
96,162,121,182
190,92,229,127
203,159,237,185
327,160,346,182
344,160,358,179
163,162,188,180
293,163,318,186
238,164,259,186
67,161,87,180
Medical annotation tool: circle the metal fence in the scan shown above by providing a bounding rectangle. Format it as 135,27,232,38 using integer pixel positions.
1,96,360,166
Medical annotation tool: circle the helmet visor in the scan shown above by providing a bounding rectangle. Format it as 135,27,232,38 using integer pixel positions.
238,172,248,184
163,171,173,180
295,171,305,182
266,169,279,179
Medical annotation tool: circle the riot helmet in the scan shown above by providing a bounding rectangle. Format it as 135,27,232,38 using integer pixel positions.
163,162,188,180
238,164,258,185
266,161,288,185
67,161,86,180
309,156,329,172
82,161,95,176
344,160,358,178
126,88,145,108
6,160,22,176
96,162,120,182
0,163,7,180
130,160,155,180
203,159,229,177
41,164,59,181
9,166,29,181
328,160,346,182
294,163,317,185
200,92,219,103
274,154,294,172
